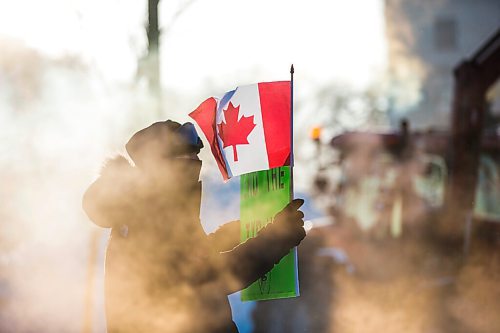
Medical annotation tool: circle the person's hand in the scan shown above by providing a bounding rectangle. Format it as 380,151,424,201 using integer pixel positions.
275,198,305,227
271,198,306,245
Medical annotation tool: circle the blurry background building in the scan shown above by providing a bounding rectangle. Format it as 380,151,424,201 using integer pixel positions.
385,0,500,129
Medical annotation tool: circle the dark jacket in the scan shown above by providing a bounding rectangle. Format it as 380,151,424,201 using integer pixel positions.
83,156,305,333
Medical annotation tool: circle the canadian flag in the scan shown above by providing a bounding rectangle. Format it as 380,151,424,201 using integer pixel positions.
189,81,291,180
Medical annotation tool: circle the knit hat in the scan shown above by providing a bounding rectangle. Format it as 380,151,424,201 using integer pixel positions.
125,120,203,168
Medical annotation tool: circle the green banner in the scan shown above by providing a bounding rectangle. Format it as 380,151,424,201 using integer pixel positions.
240,166,299,301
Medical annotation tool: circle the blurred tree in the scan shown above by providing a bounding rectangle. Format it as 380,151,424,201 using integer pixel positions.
312,84,389,135
138,0,198,117
144,0,162,117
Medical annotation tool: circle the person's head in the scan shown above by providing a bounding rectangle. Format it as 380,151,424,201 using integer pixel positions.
125,120,204,182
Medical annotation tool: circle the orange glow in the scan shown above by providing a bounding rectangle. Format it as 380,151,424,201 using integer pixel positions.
310,126,322,141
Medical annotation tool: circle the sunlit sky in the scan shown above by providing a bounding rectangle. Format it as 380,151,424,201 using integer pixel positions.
0,0,387,93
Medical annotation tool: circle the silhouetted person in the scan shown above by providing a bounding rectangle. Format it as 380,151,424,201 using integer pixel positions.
82,120,306,333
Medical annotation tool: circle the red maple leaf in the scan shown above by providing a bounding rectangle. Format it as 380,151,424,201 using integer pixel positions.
217,102,256,162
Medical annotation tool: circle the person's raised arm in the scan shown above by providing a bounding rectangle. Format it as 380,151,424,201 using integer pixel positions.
207,220,241,252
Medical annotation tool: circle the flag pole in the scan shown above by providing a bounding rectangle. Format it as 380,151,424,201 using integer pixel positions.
290,64,300,297
290,64,295,200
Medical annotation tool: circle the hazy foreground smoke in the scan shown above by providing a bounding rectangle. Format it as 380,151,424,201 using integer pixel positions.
302,109,500,332
0,38,163,332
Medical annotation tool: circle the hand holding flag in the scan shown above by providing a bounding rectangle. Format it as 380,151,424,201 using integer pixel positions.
191,76,302,301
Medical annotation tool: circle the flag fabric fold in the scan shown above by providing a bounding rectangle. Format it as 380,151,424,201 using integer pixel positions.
189,81,291,180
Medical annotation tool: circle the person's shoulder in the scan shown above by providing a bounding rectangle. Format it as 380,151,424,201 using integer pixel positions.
100,155,134,177
83,155,137,227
